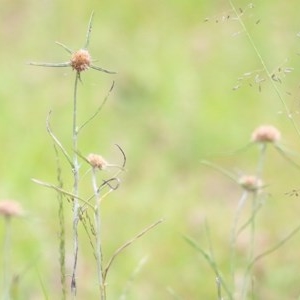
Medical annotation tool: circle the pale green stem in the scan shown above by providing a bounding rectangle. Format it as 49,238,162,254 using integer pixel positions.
241,144,266,300
71,72,80,298
256,143,266,178
229,0,300,137
230,191,248,292
91,167,105,299
183,235,233,300
54,145,66,300
3,217,11,300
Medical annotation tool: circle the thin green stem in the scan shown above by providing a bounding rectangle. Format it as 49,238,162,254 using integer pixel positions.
104,219,163,282
249,193,257,264
55,41,73,54
229,0,300,137
242,223,300,294
47,111,73,168
3,217,11,300
31,178,94,209
237,202,262,237
204,221,227,300
91,167,106,299
84,12,94,49
54,145,67,300
71,72,80,298
248,223,300,271
78,81,115,133
240,144,266,300
256,144,266,178
230,191,248,292
183,235,233,300
201,160,237,183
28,62,70,68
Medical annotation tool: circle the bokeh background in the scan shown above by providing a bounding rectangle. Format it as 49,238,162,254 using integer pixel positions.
1,0,300,299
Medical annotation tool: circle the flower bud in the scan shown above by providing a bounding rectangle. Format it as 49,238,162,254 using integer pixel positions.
87,153,108,170
0,200,23,217
238,175,262,192
251,125,281,143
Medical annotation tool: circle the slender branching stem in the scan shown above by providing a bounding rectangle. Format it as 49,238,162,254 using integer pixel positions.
29,11,117,299
103,219,163,282
240,222,300,300
71,72,80,298
47,111,73,168
91,167,106,299
183,235,233,300
78,81,115,133
240,145,266,299
229,0,300,137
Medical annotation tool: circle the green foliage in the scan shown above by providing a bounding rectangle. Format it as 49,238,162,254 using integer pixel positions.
1,0,300,299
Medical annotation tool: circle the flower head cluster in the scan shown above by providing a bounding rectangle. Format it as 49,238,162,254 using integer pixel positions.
238,175,263,192
70,49,91,72
251,125,281,144
87,153,108,170
29,12,116,75
0,200,23,218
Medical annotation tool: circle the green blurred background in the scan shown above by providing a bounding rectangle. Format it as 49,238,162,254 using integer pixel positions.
1,0,300,299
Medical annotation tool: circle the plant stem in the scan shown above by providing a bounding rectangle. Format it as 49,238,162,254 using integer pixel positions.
230,191,248,292
3,217,11,300
54,145,67,300
183,235,233,300
229,0,300,136
91,168,106,299
71,72,80,298
241,145,266,300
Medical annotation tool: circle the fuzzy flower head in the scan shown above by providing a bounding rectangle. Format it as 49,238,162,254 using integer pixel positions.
251,125,281,144
238,175,263,192
87,153,108,170
29,12,116,75
70,49,91,72
0,200,23,218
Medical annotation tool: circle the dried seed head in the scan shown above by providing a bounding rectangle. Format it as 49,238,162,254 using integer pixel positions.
251,125,281,143
87,153,108,170
0,200,23,217
238,175,262,192
70,49,91,72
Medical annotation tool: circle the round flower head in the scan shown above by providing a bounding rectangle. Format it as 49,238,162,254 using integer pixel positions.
0,200,23,217
251,125,281,144
70,49,91,72
238,175,262,192
87,153,108,170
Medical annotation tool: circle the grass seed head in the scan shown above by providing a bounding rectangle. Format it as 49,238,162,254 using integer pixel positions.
70,49,91,72
251,125,281,143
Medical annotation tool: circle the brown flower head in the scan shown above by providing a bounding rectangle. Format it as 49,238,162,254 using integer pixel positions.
251,125,281,144
70,49,91,72
29,12,116,75
0,200,23,217
87,153,108,170
238,175,263,192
